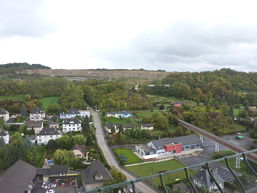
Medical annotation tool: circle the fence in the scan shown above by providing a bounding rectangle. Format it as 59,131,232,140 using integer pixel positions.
85,149,257,193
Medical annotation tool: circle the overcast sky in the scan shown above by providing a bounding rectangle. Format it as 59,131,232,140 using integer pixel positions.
0,0,257,72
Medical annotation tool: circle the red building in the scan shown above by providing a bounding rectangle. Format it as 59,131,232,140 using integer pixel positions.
164,143,182,153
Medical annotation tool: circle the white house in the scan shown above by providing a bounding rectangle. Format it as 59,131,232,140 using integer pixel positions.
30,107,45,121
26,121,43,134
0,108,9,122
141,124,154,130
62,118,82,133
36,128,62,145
0,129,9,144
106,111,132,118
60,109,90,119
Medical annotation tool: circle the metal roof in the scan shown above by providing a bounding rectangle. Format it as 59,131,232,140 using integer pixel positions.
151,135,200,150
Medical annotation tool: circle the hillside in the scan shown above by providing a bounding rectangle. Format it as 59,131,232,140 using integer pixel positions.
19,69,174,81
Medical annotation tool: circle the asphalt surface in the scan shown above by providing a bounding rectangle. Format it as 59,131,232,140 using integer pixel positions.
91,110,157,193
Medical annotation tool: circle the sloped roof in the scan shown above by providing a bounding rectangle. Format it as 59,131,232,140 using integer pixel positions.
37,128,61,136
31,107,44,114
192,169,225,188
81,160,112,184
36,165,68,175
26,121,43,128
107,111,132,115
62,118,81,124
66,109,80,115
73,144,86,153
151,135,200,150
0,129,8,136
0,160,37,193
141,123,153,127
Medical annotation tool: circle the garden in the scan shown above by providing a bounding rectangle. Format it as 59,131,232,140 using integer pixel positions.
113,148,143,165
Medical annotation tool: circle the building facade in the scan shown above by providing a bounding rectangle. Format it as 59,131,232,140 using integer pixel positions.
106,111,132,118
60,109,90,119
36,128,62,145
30,107,45,121
62,118,82,133
135,135,201,160
0,129,9,144
0,108,9,122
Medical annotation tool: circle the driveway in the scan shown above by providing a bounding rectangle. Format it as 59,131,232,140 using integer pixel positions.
91,110,157,193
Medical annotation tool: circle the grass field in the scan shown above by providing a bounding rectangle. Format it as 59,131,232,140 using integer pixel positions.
40,97,59,110
147,95,197,106
113,148,143,165
126,159,194,187
103,117,138,126
0,94,27,101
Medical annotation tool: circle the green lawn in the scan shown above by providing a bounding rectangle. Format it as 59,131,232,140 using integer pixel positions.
40,97,59,110
233,108,242,116
126,159,194,187
0,94,27,102
113,148,143,165
147,95,197,106
103,117,138,125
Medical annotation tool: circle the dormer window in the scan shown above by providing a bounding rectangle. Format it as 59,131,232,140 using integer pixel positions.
94,172,104,181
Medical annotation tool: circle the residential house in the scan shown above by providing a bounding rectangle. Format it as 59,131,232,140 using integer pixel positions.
30,107,45,121
0,160,37,193
62,118,82,133
192,168,225,192
106,122,122,133
135,135,201,159
36,128,62,145
123,124,134,131
0,108,9,122
48,121,59,129
172,101,183,107
141,123,154,130
60,109,90,119
36,165,69,182
26,120,43,134
29,135,37,144
0,129,9,144
249,106,257,112
72,144,87,158
106,111,132,118
81,160,112,191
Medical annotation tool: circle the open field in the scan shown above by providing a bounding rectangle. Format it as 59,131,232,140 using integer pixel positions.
113,148,143,165
102,117,138,126
147,95,197,106
40,97,59,110
126,159,194,187
0,94,27,101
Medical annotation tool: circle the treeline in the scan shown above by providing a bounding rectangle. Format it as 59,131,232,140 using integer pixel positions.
144,68,257,106
0,62,50,70
82,80,150,110
0,78,68,98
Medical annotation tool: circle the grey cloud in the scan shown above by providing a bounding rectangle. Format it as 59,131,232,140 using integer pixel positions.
95,22,257,71
0,0,53,38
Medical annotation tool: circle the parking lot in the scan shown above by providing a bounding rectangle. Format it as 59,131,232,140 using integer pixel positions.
221,132,254,148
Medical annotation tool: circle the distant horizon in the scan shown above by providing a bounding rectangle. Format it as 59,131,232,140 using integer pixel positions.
1,62,256,73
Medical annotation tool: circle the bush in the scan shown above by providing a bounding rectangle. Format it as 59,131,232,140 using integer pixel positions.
211,150,234,159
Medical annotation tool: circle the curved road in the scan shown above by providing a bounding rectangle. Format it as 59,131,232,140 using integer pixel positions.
91,110,157,193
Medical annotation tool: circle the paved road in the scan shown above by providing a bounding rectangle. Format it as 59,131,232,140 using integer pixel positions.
91,110,157,193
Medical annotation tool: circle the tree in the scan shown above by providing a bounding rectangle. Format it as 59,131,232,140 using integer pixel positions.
72,135,86,145
57,135,74,150
46,139,58,153
20,103,27,116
